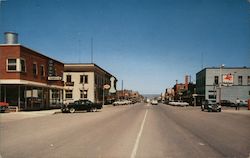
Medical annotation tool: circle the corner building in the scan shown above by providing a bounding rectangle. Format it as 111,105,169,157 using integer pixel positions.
63,63,117,104
0,33,64,110
196,67,250,103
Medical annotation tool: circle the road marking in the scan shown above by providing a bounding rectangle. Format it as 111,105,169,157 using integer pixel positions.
198,142,205,146
130,109,148,158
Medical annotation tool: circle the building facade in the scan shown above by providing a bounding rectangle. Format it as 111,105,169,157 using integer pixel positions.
0,33,64,110
196,67,250,103
63,64,117,104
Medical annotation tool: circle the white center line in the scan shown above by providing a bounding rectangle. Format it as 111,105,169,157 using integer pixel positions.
130,109,148,158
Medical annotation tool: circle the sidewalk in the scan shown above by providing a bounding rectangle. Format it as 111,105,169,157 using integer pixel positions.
0,105,114,123
222,107,250,115
0,109,61,123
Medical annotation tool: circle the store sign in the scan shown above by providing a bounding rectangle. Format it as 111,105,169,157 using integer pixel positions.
48,76,62,81
103,84,110,89
222,73,233,85
109,76,116,93
48,60,55,77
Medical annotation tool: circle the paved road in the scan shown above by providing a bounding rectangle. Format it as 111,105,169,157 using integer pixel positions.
0,103,250,158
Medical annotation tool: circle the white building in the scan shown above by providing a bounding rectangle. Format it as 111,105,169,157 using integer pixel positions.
196,67,250,103
63,63,117,104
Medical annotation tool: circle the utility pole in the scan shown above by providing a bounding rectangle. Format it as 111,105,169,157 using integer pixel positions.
122,80,124,99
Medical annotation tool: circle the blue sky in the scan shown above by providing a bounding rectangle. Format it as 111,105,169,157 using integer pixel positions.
1,0,249,94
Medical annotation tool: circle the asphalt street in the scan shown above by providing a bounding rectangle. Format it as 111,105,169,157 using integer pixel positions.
0,103,250,158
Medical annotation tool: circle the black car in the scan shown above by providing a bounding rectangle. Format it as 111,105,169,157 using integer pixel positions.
201,100,221,112
220,100,235,107
61,99,102,113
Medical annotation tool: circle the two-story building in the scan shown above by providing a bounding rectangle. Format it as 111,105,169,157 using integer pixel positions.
63,63,117,104
0,32,64,110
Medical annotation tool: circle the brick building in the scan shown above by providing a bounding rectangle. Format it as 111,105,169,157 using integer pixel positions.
0,32,64,110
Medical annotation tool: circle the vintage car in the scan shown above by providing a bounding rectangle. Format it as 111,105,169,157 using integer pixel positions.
201,100,221,112
61,99,102,113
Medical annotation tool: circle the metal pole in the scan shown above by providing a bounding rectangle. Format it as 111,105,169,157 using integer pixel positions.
18,85,20,111
102,87,104,106
219,64,224,104
91,38,93,63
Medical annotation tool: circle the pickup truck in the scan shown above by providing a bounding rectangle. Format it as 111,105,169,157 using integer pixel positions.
61,99,102,113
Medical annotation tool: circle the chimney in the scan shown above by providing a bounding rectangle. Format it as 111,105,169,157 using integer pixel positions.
4,32,18,44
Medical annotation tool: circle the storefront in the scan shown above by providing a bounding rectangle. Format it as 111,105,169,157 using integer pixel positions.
0,84,63,110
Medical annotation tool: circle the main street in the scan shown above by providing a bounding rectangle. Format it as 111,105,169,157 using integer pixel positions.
0,103,250,158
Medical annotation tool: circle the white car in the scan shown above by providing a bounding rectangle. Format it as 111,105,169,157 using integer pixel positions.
151,100,158,105
169,101,189,106
113,100,132,106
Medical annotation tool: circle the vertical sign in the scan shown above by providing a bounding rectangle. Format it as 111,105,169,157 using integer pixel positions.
48,60,55,77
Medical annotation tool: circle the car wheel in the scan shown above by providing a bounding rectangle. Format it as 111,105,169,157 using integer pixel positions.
91,107,97,112
69,108,75,113
218,109,221,112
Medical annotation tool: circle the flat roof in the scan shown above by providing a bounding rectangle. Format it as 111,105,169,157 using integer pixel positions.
0,44,64,65
64,63,116,79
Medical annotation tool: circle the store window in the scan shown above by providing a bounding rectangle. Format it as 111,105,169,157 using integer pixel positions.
248,76,250,85
65,90,73,99
7,59,17,71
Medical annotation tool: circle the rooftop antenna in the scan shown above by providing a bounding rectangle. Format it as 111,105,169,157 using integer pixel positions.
91,37,93,63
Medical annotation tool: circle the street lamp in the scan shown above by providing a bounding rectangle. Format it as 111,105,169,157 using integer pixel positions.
219,64,225,103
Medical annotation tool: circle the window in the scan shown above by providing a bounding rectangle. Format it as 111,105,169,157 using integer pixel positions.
214,76,218,85
80,90,88,99
40,65,45,77
238,76,242,85
208,95,216,99
33,63,38,76
66,75,72,82
65,90,73,99
7,59,17,71
80,75,88,84
248,76,250,85
20,59,26,72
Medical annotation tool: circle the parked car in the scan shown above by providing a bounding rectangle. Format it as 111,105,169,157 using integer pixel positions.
169,101,189,107
240,100,247,107
0,102,9,113
220,100,235,107
113,100,132,106
61,99,102,113
201,100,221,112
151,100,158,105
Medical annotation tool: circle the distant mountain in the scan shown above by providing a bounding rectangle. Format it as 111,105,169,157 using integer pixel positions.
142,94,160,99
